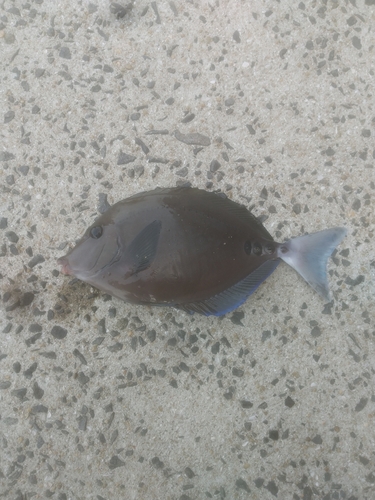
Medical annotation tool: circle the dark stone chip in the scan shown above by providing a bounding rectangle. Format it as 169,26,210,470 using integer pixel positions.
0,217,7,229
28,255,45,268
11,388,27,400
236,478,250,493
232,368,244,377
265,480,278,496
145,129,169,135
97,193,111,214
181,113,195,123
210,159,221,172
174,130,211,146
73,349,87,365
322,302,333,315
13,362,21,373
29,323,42,333
0,151,15,161
117,151,136,165
285,396,295,407
269,430,279,440
5,174,15,186
293,203,301,214
352,36,362,49
312,434,322,444
179,362,189,372
211,342,220,354
151,456,164,469
359,456,370,465
26,332,42,347
230,311,244,326
176,167,188,177
3,323,12,333
4,110,15,123
77,372,90,385
310,325,321,338
108,455,125,469
355,397,368,412
6,231,19,243
240,400,253,409
170,379,178,388
110,3,133,19
135,137,150,154
51,325,67,339
147,329,156,342
151,1,161,23
39,351,57,359
246,124,256,135
221,336,231,348
254,477,264,488
345,275,364,287
23,362,38,379
262,330,271,342
31,404,48,414
108,342,123,352
185,467,195,478
352,199,361,211
59,47,71,59
233,30,241,43
33,382,44,399
0,381,11,389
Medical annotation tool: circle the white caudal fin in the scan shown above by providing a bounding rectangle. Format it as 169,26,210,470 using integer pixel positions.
277,227,347,301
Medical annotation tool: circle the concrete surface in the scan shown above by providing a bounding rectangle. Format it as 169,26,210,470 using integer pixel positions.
1,1,374,499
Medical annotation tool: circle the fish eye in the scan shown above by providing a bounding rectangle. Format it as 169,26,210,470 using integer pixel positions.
90,226,103,239
244,241,252,255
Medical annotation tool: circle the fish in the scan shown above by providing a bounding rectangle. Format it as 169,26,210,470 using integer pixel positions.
58,187,347,316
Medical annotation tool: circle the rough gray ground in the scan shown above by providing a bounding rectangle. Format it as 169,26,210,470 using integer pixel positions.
1,1,374,499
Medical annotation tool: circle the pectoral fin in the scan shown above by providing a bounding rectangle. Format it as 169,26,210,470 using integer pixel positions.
126,220,162,276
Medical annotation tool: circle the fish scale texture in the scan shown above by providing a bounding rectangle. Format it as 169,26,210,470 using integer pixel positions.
0,1,374,500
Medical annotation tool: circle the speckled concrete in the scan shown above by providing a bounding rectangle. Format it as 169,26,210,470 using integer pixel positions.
1,1,374,499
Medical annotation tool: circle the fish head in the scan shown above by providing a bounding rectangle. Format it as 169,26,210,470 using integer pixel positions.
58,218,122,280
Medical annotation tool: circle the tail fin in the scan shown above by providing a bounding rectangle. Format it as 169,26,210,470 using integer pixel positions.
277,228,347,301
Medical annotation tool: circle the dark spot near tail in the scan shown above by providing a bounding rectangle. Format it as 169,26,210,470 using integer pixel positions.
244,241,252,255
253,243,262,256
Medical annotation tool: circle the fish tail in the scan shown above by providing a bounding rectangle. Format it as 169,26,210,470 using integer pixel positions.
277,227,347,301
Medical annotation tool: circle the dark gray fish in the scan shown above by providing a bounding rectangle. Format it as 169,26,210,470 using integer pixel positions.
58,187,346,316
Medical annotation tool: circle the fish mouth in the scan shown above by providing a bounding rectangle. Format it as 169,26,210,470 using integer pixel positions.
57,256,72,276
57,237,122,279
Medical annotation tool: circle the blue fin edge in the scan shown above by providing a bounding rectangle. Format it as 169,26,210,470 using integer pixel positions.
176,259,280,316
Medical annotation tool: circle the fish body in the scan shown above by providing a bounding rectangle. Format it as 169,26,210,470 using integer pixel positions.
58,187,346,316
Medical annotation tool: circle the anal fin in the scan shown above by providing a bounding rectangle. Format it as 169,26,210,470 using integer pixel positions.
176,259,280,316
